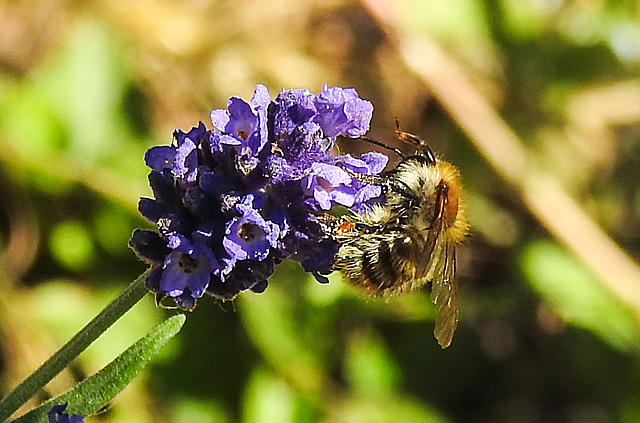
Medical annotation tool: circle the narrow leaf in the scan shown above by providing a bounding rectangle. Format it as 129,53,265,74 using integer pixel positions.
12,314,186,423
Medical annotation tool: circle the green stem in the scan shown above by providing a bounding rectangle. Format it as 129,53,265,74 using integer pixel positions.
0,271,149,422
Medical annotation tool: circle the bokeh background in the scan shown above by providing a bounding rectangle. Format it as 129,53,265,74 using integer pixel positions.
1,0,640,422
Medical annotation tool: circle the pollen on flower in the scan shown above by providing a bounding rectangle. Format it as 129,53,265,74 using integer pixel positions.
238,223,263,242
338,221,355,234
129,83,384,309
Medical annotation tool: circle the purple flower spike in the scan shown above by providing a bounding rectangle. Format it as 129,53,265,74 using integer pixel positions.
131,83,387,308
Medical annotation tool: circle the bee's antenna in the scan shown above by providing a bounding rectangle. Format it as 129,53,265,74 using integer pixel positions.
354,136,405,158
394,119,436,164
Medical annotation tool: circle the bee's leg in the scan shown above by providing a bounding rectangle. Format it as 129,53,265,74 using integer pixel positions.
388,179,412,197
338,164,388,186
318,212,341,234
353,136,405,158
318,212,339,225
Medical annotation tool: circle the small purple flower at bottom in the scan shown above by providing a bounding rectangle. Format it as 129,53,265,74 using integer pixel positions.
154,234,223,309
48,403,83,423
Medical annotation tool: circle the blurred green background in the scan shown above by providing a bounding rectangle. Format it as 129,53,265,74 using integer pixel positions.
1,0,640,422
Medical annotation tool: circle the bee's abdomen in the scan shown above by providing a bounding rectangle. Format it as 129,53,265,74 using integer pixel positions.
360,239,399,292
335,231,422,296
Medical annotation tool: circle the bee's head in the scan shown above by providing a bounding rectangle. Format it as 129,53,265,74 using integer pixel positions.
409,140,437,166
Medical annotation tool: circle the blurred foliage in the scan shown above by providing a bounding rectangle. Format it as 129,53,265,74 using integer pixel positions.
522,240,640,352
0,0,640,422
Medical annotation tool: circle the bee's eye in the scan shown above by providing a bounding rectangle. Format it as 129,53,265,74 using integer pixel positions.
434,179,460,227
445,186,460,227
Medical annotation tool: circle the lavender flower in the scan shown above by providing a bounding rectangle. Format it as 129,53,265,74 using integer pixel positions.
303,163,356,210
314,85,375,137
223,194,280,262
210,85,270,175
334,152,389,212
130,83,383,309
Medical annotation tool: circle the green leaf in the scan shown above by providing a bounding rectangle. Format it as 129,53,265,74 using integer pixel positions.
12,314,186,423
242,366,298,423
344,330,402,397
521,240,640,351
49,220,96,271
238,261,331,395
331,394,448,423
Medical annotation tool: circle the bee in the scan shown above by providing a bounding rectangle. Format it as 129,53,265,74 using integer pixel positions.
333,123,468,348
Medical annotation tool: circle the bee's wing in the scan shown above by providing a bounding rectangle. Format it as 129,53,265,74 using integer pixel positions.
426,234,459,348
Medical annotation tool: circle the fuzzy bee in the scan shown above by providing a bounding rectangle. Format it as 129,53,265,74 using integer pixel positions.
333,126,469,348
